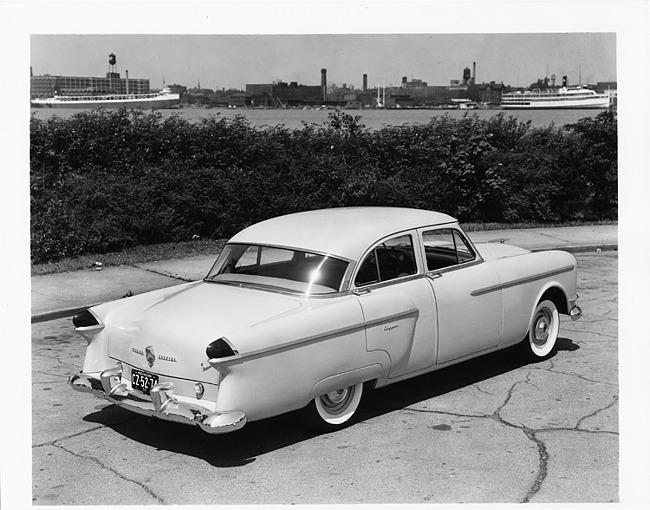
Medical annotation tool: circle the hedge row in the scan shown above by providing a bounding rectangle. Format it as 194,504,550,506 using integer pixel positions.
30,108,617,263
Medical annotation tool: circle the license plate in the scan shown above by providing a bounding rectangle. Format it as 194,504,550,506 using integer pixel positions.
132,368,159,395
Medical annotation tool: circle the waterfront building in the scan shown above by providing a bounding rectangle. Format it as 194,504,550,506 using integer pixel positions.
168,84,187,96
246,81,324,107
478,81,506,104
31,71,150,99
401,77,428,89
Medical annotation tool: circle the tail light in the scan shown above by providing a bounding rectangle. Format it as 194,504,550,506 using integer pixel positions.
206,338,238,360
73,309,101,328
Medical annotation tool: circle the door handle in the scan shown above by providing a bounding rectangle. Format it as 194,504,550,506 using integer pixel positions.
426,272,442,281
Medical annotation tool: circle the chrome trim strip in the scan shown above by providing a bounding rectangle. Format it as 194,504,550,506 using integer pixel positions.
470,264,576,297
216,321,369,363
363,308,419,328
221,306,417,364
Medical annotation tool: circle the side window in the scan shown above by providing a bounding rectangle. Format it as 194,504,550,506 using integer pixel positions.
453,231,475,264
422,228,475,270
354,234,417,286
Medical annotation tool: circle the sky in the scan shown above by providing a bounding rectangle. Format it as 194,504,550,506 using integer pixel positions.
30,33,617,91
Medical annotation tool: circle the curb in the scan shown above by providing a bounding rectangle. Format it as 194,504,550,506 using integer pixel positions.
31,244,618,323
31,304,102,324
530,244,618,254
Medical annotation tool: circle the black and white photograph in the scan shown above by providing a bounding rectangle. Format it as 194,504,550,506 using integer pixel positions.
2,0,648,508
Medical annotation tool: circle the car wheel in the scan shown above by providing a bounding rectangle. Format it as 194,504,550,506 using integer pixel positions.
302,383,363,432
525,299,559,359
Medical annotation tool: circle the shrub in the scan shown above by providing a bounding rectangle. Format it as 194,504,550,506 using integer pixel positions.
30,108,617,263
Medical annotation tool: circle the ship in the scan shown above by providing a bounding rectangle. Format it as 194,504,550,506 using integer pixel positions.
30,85,180,109
501,85,611,110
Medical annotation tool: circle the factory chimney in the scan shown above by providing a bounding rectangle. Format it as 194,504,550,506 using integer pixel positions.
125,70,129,94
321,68,327,101
363,74,368,92
473,62,476,85
402,76,407,88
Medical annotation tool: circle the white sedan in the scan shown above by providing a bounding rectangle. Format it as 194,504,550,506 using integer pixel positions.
70,207,582,433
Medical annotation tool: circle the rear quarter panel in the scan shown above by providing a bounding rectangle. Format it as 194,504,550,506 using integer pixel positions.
212,295,390,422
487,250,578,347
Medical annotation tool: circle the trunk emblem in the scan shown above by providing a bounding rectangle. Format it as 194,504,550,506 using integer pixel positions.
145,346,156,368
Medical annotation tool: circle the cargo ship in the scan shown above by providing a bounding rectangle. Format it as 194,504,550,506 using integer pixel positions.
501,85,611,110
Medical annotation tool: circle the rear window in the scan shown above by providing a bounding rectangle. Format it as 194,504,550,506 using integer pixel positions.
205,244,349,295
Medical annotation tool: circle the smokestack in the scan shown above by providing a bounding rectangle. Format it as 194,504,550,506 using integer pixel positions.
472,62,476,85
125,70,129,94
321,68,327,101
402,76,407,88
363,74,368,92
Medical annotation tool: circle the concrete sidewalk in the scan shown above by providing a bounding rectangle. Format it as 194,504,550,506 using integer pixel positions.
31,224,618,323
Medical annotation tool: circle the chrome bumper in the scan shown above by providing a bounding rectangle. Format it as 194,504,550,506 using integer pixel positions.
70,366,247,434
570,304,583,321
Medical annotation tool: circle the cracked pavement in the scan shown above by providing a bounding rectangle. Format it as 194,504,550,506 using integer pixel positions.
30,252,618,504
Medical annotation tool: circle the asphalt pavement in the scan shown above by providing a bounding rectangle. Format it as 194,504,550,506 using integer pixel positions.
31,224,618,323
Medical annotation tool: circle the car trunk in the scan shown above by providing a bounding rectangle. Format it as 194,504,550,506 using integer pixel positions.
475,243,531,261
104,281,303,381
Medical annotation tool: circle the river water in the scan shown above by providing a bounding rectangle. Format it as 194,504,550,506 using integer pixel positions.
30,105,605,130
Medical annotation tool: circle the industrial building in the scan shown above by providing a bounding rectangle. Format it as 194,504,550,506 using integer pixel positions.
246,68,331,107
30,54,151,99
31,72,150,99
245,81,323,107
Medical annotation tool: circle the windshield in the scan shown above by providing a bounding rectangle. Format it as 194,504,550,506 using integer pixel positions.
205,244,349,295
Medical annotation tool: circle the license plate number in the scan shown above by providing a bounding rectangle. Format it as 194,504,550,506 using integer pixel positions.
132,369,159,395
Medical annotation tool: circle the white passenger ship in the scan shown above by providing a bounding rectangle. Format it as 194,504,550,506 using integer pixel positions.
31,86,180,109
501,86,611,110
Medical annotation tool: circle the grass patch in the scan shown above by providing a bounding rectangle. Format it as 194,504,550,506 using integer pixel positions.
461,219,617,232
31,219,616,276
31,238,226,276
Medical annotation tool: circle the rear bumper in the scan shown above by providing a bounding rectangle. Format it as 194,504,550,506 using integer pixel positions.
70,365,246,434
570,304,582,321
569,296,582,321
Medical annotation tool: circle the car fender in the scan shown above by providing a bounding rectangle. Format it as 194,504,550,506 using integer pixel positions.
309,363,389,401
490,250,578,346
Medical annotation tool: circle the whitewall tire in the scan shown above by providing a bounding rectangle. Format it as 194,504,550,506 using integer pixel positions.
525,299,560,359
303,383,363,432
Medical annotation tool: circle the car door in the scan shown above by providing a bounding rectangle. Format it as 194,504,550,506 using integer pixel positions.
419,227,503,364
352,232,437,379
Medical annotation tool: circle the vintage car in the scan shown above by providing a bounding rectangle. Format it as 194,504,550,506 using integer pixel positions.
70,207,582,434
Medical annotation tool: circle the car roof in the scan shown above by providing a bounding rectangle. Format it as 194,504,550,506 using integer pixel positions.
229,207,458,261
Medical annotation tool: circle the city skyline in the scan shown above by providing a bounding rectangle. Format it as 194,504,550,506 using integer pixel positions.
30,33,617,92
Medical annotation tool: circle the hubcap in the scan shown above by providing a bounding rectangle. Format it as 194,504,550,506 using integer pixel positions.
325,388,348,405
320,387,352,414
533,311,551,346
